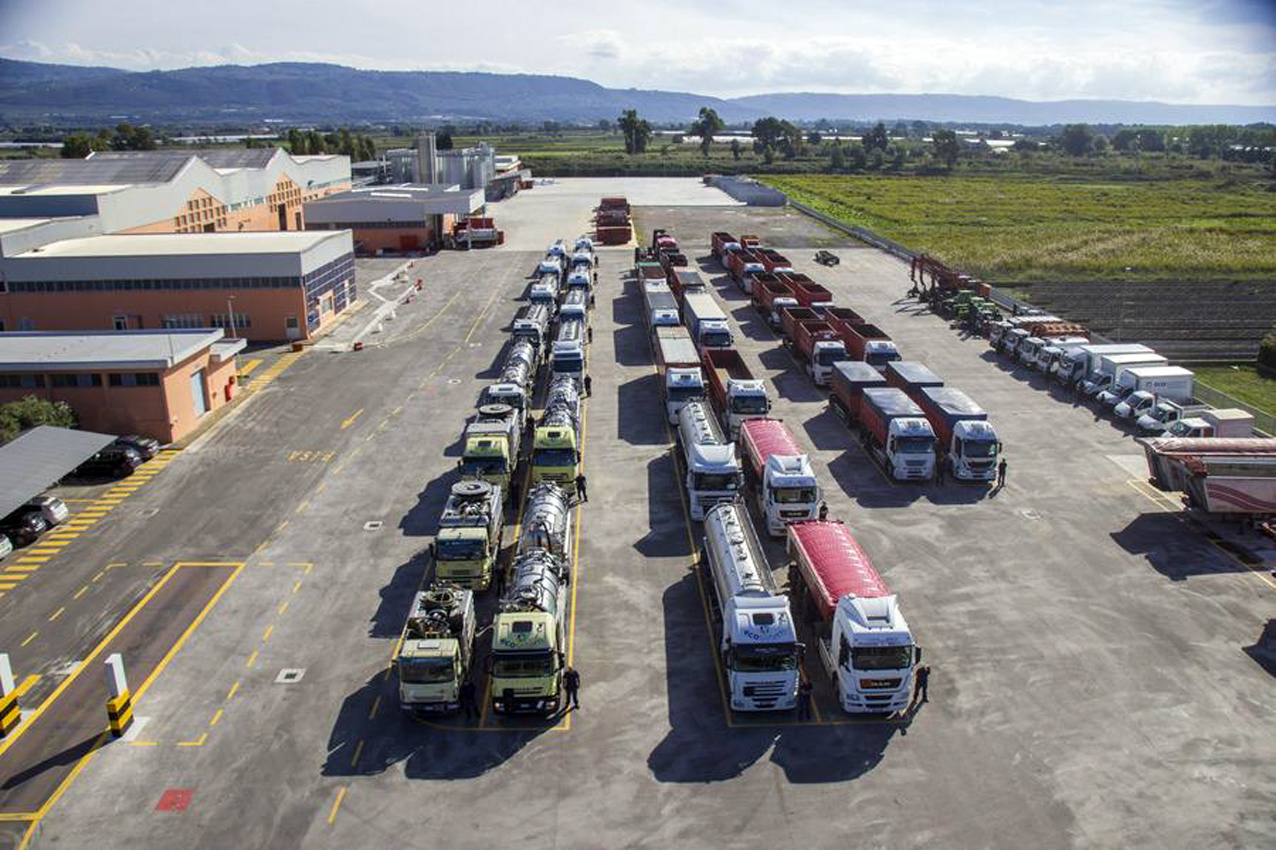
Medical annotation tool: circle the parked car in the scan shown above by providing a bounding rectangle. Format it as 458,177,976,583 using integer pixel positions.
25,495,69,527
0,534,12,561
75,446,142,479
0,512,47,547
814,250,840,266
113,435,160,461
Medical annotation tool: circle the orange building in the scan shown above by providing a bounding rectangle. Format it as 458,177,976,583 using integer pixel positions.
303,184,484,255
0,329,245,443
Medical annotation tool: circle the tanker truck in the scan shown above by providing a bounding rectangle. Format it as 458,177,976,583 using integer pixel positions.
787,520,918,714
703,501,801,711
488,548,571,715
677,400,743,521
532,376,582,493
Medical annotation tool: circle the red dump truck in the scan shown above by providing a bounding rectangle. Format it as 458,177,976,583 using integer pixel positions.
780,306,822,340
757,248,794,274
753,279,799,329
841,323,901,371
702,348,771,439
829,361,887,427
739,234,762,250
826,306,866,331
791,319,849,386
711,232,741,261
727,249,767,293
783,275,834,312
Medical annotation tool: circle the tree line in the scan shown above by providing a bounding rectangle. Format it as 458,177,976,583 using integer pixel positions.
60,123,157,158
285,128,377,160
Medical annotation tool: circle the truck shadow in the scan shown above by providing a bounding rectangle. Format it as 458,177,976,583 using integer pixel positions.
1109,512,1242,581
799,405,850,452
617,373,667,446
729,305,775,343
368,551,430,639
646,571,902,784
827,450,924,508
612,324,652,368
1243,620,1276,678
320,669,550,781
636,453,693,559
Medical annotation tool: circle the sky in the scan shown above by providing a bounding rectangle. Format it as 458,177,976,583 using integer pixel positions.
0,0,1273,105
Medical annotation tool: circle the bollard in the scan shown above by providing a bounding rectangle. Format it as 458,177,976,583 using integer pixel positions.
416,279,423,290
353,341,364,352
0,654,18,738
104,653,133,737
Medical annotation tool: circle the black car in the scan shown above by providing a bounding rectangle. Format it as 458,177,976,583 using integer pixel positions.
0,511,48,547
113,434,160,461
75,446,143,479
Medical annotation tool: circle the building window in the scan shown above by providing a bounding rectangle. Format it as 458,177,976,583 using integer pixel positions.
50,373,102,388
108,372,160,387
0,373,45,388
161,313,204,329
209,313,251,330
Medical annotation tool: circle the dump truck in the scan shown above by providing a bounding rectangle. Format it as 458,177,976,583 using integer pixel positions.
396,583,477,715
703,502,800,711
682,291,733,351
779,305,820,340
791,318,849,387
841,323,900,372
787,520,918,714
726,249,767,293
757,248,794,275
711,231,741,261
489,548,571,715
677,400,743,521
915,386,1001,482
786,277,834,312
655,326,706,424
739,418,821,536
829,360,888,428
432,480,504,589
702,348,771,439
825,306,866,333
1139,438,1276,518
458,406,520,490
668,269,707,303
752,278,799,329
884,361,944,405
860,387,936,481
532,376,582,492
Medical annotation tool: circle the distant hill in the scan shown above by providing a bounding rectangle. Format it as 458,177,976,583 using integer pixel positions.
0,58,1271,126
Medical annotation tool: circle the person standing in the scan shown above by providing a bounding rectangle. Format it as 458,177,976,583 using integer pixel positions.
563,666,581,710
935,458,946,486
459,678,479,721
575,473,588,502
997,458,1008,489
584,374,592,397
817,501,828,521
913,664,931,706
797,676,814,720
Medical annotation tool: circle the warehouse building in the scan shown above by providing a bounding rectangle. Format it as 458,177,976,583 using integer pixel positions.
382,134,528,199
0,329,245,442
302,184,484,254
0,230,356,342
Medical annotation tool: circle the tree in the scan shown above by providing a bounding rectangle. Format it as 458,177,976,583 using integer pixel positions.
1111,129,1138,152
0,397,77,446
863,121,889,152
730,138,742,161
887,143,906,171
60,133,94,159
845,142,867,171
436,133,454,151
689,106,725,157
618,110,653,154
931,129,960,168
1059,124,1095,156
807,131,823,146
1136,129,1165,152
1012,137,1038,152
1093,134,1109,153
306,130,326,155
1259,333,1276,370
911,120,929,140
829,144,845,171
596,118,613,133
287,128,305,154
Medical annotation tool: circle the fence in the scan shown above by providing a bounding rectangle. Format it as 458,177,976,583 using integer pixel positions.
1190,384,1275,437
787,200,917,261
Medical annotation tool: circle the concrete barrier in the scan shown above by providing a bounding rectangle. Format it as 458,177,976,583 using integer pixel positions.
709,176,788,206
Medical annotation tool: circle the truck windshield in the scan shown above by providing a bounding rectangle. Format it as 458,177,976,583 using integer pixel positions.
398,657,455,684
553,358,583,374
866,352,898,367
668,386,704,403
459,457,507,477
534,448,577,468
435,538,487,560
896,436,935,455
492,652,555,678
961,439,997,459
817,350,848,366
774,487,816,504
702,331,732,348
852,645,914,671
693,472,739,491
733,645,799,672
732,396,769,415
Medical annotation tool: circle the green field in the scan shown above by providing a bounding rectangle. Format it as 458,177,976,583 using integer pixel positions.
764,174,1276,282
1192,365,1276,417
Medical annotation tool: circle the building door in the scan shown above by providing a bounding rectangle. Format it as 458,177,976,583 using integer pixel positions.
190,369,209,417
399,234,419,251
285,316,301,341
295,212,303,230
113,316,128,330
277,206,288,230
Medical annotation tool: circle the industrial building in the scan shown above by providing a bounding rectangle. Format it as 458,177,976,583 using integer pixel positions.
383,133,528,200
0,329,245,442
0,229,356,342
302,184,484,254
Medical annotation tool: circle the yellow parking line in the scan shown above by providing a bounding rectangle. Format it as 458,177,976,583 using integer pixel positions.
177,733,208,747
21,632,37,647
209,708,224,727
239,358,264,376
0,583,15,591
226,679,241,701
48,607,65,622
326,787,347,825
17,556,51,563
8,564,40,572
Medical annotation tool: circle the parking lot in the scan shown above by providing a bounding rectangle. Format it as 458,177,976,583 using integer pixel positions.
2,179,1272,850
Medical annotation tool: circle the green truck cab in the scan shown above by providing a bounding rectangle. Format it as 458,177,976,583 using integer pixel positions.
489,549,569,715
431,480,503,590
531,376,582,493
459,405,520,491
397,583,476,715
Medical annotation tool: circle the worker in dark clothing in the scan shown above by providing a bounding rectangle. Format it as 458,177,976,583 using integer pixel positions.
913,665,931,705
587,325,593,344
797,676,814,720
817,501,829,521
459,678,479,721
494,563,507,596
563,666,581,710
935,458,946,486
589,292,596,309
997,458,1008,489
584,374,592,397
575,473,588,502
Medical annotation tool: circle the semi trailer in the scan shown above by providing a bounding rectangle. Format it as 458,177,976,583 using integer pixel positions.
739,418,821,536
828,360,888,428
915,387,1001,482
702,348,771,439
859,387,937,481
840,323,900,372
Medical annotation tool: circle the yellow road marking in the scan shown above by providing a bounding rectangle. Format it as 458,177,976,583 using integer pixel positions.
47,607,65,622
261,624,274,643
245,650,259,668
72,585,88,600
8,564,40,572
278,600,290,616
209,708,224,727
177,733,207,747
367,695,381,720
14,675,39,697
294,499,310,514
326,786,347,825
1,573,28,582
238,358,263,376
91,570,105,582
349,739,364,769
226,679,241,701
20,631,37,647
339,408,364,430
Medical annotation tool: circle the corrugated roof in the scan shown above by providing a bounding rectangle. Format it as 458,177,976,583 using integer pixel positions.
0,329,224,370
0,426,117,520
0,157,191,186
14,230,342,258
91,149,281,169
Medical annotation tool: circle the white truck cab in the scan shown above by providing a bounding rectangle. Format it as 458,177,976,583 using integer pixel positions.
665,367,706,424
887,417,937,481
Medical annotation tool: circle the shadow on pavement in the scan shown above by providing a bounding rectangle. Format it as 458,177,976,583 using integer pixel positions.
1109,513,1238,581
1243,620,1276,678
635,452,690,560
827,450,924,508
617,373,667,446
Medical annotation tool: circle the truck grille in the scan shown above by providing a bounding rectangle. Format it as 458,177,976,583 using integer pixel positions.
742,681,789,707
861,678,902,690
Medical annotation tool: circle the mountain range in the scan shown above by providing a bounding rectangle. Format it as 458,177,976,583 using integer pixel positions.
1,58,1272,126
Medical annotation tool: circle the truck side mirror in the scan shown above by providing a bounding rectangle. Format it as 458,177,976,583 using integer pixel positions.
914,646,923,664
556,651,566,670
429,543,436,559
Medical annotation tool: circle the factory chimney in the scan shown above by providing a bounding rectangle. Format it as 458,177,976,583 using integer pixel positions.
416,132,438,184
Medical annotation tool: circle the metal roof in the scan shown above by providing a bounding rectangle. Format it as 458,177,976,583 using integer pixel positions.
13,230,342,258
0,426,116,520
0,329,226,371
0,157,191,186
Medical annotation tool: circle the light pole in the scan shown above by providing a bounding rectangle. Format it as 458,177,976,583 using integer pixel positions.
226,295,237,339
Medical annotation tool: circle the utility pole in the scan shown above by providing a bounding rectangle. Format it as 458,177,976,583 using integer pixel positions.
227,295,237,339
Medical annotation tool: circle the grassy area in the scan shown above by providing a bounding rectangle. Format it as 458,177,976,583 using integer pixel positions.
1192,365,1276,417
764,174,1276,282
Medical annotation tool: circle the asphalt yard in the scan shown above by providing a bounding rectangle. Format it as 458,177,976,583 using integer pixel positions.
2,179,1271,850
